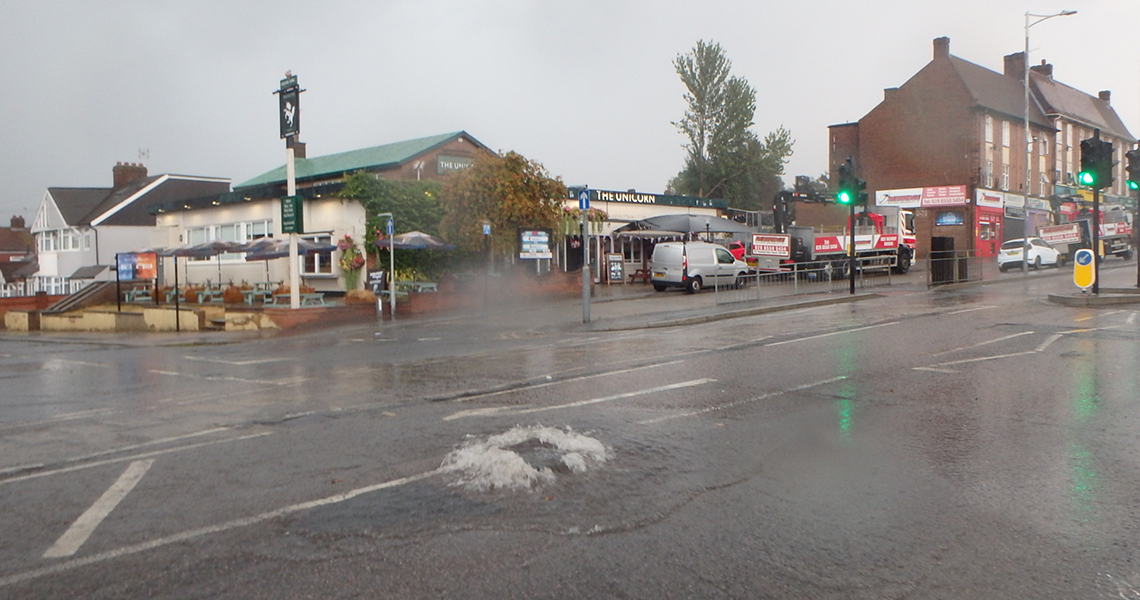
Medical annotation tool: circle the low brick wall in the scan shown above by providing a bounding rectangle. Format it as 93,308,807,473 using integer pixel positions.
0,293,65,329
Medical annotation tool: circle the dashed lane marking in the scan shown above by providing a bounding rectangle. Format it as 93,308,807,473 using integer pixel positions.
445,378,715,421
182,357,294,366
764,322,899,347
453,360,687,403
148,370,308,386
0,432,272,487
932,331,1034,356
637,376,847,425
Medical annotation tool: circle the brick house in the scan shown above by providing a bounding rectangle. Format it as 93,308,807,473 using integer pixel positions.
830,37,1135,259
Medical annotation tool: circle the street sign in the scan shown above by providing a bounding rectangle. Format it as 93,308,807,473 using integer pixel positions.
281,195,303,234
386,218,394,236
578,189,590,210
1073,248,1095,290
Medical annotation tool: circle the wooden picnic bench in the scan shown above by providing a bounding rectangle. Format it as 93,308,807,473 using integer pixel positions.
628,269,652,284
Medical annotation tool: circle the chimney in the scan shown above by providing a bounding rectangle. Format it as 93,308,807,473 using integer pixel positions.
884,87,898,101
1099,90,1112,104
1030,60,1053,79
10,215,25,229
1003,52,1026,79
112,162,148,188
933,37,950,59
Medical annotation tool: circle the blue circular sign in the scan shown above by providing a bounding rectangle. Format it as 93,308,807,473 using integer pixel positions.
1075,249,1093,266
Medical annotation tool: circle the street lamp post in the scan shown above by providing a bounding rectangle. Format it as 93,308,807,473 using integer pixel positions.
1023,10,1077,274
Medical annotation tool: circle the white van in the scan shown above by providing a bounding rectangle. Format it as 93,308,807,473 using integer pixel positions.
649,241,750,293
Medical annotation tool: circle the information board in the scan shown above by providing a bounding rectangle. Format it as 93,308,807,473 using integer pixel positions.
607,253,624,284
281,195,304,234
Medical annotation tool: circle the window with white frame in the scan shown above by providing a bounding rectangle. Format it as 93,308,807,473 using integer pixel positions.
1002,121,1010,148
185,220,272,261
985,161,994,189
302,234,334,275
1001,165,1010,191
985,116,993,144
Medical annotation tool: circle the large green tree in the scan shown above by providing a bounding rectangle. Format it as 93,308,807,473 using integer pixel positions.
671,40,794,211
340,172,446,278
439,151,566,264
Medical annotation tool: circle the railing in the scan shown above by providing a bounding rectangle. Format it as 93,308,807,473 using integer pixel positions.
714,257,894,306
927,250,981,287
1,278,91,298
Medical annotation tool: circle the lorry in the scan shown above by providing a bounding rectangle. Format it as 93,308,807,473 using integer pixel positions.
744,191,914,275
1037,200,1133,261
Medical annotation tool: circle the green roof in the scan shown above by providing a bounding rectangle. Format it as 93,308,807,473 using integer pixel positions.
235,131,480,190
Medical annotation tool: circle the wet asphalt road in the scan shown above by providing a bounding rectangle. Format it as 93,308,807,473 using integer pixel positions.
2,265,1140,598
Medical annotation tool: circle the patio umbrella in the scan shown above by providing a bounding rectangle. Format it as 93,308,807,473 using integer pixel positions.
243,238,337,260
373,231,456,251
174,239,246,282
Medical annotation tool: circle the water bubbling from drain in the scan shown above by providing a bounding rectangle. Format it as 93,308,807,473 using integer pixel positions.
440,425,608,491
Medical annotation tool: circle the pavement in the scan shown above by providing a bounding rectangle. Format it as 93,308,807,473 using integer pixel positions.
3,258,1139,347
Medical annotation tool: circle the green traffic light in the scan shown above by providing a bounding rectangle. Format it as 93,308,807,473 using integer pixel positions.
1079,171,1096,186
1129,180,1139,191
836,190,852,204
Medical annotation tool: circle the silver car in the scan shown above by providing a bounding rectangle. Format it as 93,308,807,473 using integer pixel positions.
997,237,1063,271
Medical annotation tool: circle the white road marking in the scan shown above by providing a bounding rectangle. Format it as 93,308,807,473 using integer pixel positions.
454,360,687,403
765,322,899,347
1035,334,1065,353
43,459,154,558
182,356,293,366
445,378,715,421
52,428,231,467
53,360,114,369
0,432,272,486
932,332,1035,356
638,376,847,425
945,305,996,315
149,370,308,386
0,469,439,588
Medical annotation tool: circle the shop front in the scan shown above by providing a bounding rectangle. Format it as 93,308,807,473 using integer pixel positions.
560,189,727,283
877,185,972,260
974,189,1004,258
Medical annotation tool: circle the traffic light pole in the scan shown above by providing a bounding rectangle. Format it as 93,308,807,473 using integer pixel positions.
848,202,856,295
1093,186,1100,295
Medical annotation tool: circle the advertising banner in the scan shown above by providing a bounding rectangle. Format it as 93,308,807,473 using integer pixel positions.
750,234,791,258
116,254,136,281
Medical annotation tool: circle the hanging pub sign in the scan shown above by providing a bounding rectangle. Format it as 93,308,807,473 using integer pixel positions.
278,73,301,139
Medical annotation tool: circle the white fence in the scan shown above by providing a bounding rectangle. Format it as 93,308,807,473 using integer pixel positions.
0,278,89,298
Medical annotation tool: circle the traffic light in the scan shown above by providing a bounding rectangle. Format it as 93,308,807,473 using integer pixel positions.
1126,148,1140,191
835,159,864,205
1078,137,1115,189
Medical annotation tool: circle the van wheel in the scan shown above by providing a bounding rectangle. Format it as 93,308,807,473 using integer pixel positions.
653,284,666,292
686,277,702,294
1033,256,1042,270
734,275,747,289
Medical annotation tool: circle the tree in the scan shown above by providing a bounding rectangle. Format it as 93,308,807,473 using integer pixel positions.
340,172,446,278
671,40,794,210
439,151,566,265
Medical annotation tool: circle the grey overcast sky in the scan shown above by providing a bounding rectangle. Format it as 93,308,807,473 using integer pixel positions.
1,1,1137,220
